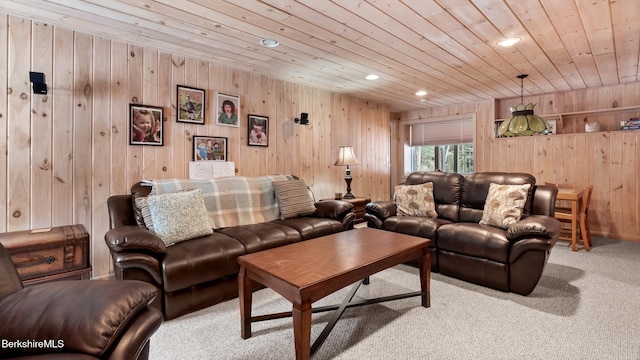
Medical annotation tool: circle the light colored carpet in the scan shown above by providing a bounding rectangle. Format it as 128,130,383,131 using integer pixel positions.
150,237,640,359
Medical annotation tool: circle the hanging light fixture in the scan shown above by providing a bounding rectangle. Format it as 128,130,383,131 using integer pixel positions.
498,74,551,137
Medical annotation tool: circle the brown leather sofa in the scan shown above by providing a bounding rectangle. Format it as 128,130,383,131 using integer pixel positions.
364,171,561,295
0,243,162,360
105,182,355,320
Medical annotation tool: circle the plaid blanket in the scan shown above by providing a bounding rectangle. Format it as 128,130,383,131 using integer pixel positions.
151,175,291,229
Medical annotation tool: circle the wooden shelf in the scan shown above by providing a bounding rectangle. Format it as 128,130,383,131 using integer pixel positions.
494,105,640,138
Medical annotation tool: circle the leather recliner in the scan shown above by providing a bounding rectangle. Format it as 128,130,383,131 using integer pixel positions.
365,171,561,295
0,243,163,360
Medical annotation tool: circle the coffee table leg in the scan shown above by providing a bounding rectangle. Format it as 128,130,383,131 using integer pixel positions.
239,266,253,339
292,301,312,360
419,250,431,308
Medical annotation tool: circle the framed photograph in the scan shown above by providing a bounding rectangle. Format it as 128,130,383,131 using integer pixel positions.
247,114,269,146
193,136,228,161
129,104,163,146
215,92,240,127
177,85,205,124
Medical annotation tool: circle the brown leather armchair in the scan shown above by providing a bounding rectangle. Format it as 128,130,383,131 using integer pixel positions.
0,243,163,360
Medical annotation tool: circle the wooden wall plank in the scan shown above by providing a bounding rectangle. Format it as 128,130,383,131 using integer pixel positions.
30,21,53,229
92,36,112,277
52,27,74,225
110,41,128,195
0,15,7,233
73,32,93,228
7,16,31,231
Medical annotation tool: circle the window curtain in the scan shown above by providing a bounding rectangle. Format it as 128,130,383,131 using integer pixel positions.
409,118,473,146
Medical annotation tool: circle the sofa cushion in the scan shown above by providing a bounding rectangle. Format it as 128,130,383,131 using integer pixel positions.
218,222,302,253
272,179,317,219
479,183,531,229
461,172,536,223
134,196,156,232
383,216,452,248
277,217,346,240
394,183,438,218
131,182,153,226
146,189,213,246
162,233,247,292
438,222,511,263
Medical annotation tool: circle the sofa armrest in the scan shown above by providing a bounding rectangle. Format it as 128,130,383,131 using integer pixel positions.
105,225,167,254
364,201,397,228
314,200,354,220
506,215,561,241
0,280,160,359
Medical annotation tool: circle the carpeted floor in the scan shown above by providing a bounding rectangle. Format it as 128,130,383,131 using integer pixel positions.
149,237,640,359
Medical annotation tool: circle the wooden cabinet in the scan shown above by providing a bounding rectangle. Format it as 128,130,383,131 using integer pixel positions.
0,225,91,285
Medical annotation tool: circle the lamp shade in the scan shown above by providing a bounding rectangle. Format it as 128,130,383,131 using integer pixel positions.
334,146,360,166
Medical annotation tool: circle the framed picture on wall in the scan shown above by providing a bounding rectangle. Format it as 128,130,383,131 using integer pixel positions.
129,104,163,146
193,136,228,161
247,114,269,146
177,85,205,124
215,92,240,127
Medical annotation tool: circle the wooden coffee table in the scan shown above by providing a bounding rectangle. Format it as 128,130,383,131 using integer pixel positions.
237,227,431,360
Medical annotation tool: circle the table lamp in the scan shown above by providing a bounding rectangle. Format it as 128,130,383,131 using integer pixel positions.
334,145,360,199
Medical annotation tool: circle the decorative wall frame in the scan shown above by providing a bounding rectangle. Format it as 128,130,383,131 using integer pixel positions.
129,104,163,146
193,136,228,161
215,92,240,127
177,85,205,124
247,114,269,147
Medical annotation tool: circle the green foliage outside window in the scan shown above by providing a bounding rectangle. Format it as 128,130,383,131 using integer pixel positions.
412,143,474,174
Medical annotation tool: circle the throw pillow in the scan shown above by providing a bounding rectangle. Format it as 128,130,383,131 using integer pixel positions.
479,183,531,229
272,180,317,220
134,196,155,232
394,183,438,218
146,188,213,246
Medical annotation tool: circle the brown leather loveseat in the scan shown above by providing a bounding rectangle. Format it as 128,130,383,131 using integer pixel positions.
0,243,162,360
105,177,355,320
364,171,561,295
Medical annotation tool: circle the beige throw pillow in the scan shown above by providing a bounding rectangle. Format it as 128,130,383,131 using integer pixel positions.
272,180,317,219
146,188,213,246
394,183,438,218
479,183,531,229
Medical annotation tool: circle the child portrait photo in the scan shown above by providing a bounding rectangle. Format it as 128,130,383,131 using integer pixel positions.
177,85,205,124
129,104,164,146
247,114,268,146
193,136,228,161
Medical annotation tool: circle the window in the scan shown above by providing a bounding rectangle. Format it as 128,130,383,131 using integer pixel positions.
408,118,474,174
411,144,474,174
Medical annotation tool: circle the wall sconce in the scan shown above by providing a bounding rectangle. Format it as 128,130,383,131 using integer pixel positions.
334,145,360,199
29,72,48,95
294,113,309,125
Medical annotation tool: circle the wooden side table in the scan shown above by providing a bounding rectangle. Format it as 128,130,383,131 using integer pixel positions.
325,197,370,224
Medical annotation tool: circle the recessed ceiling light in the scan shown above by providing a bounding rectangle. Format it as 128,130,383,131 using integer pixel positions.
366,74,379,80
259,38,280,48
415,90,427,96
497,37,520,47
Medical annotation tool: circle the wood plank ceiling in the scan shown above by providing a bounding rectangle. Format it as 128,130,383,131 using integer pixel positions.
2,0,639,112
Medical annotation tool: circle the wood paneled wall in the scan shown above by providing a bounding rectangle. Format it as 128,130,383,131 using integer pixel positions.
0,15,392,278
398,83,640,242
